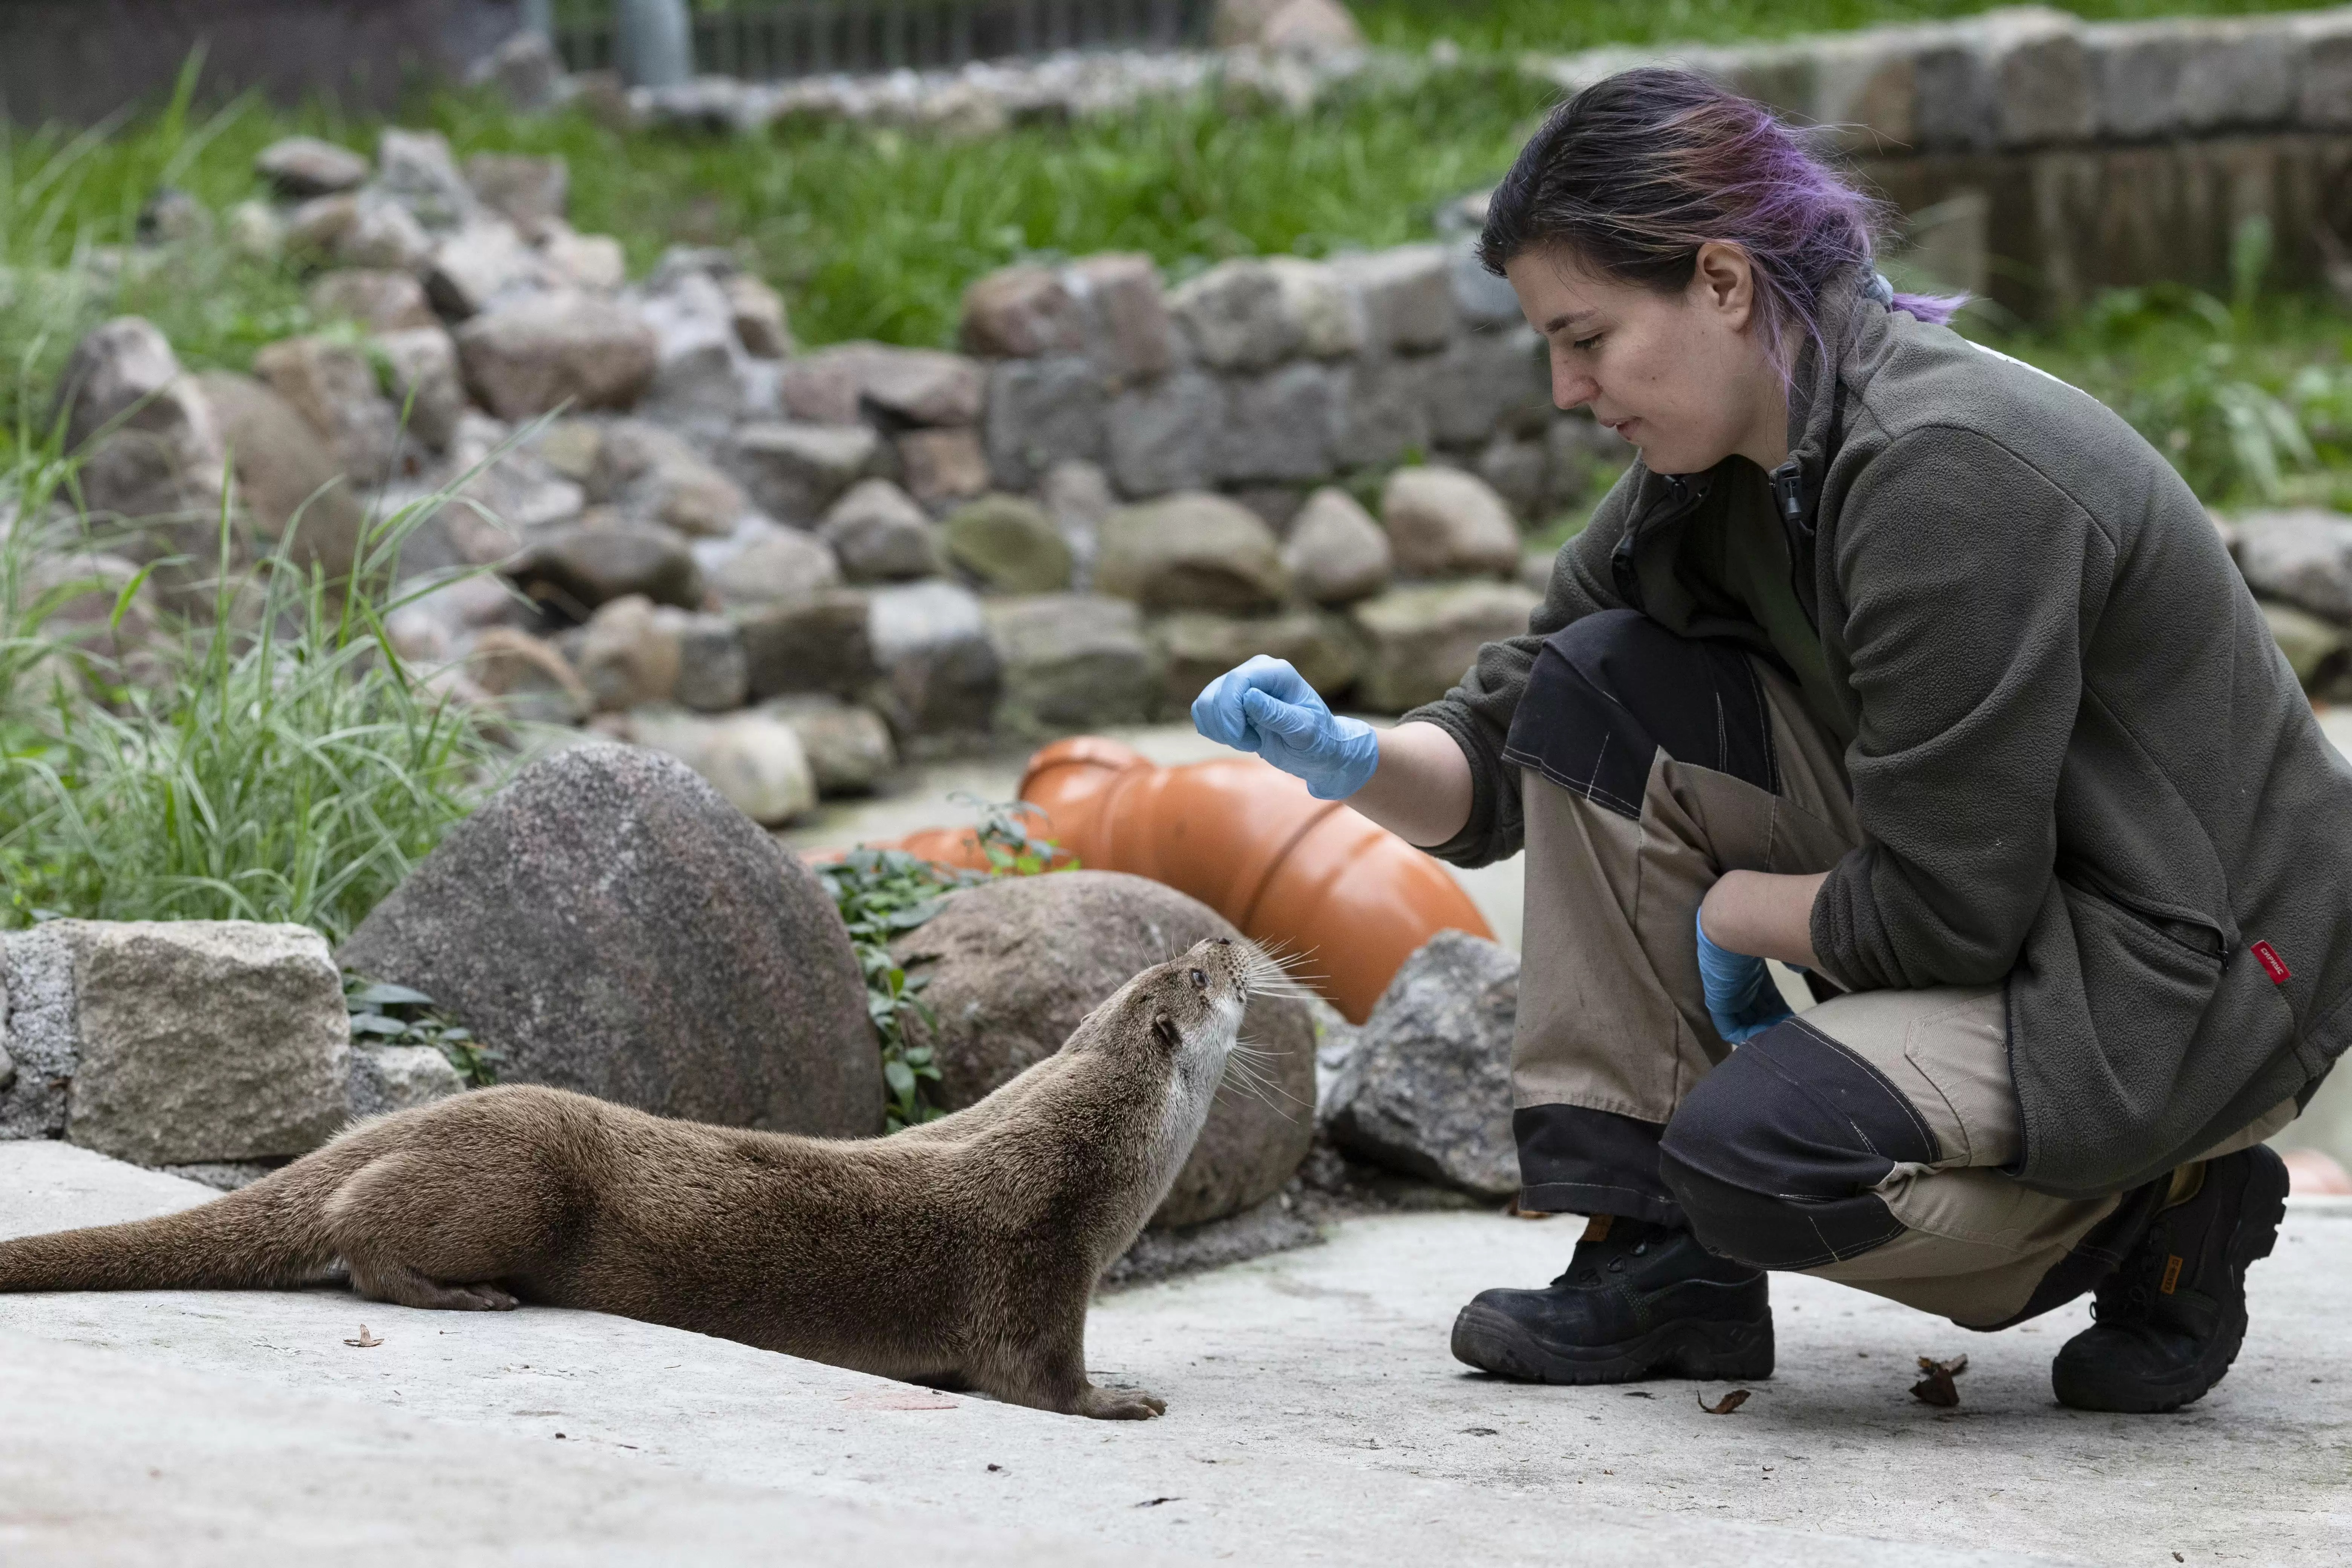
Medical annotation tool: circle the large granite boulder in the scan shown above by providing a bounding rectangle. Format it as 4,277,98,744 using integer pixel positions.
889,871,1316,1228
1323,931,1519,1199
339,745,879,1135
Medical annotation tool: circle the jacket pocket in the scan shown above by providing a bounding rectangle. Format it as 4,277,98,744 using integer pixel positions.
2063,882,2225,1067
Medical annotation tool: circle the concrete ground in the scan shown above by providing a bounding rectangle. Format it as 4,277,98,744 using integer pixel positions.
2,1140,2346,1566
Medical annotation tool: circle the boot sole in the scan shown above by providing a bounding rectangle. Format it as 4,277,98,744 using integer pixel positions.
1450,1299,1775,1385
2052,1145,2289,1415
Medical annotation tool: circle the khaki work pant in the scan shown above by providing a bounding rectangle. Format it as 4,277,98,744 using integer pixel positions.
1507,611,2287,1329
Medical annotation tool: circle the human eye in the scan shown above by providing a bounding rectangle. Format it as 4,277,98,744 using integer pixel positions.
1571,333,1602,352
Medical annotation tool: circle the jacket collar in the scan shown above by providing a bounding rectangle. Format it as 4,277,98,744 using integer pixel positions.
1773,267,1888,528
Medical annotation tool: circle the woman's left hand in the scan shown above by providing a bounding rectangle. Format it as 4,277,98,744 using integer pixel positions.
1695,908,1793,1043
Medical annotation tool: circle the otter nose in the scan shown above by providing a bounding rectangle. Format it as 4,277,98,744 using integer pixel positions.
1213,937,1231,946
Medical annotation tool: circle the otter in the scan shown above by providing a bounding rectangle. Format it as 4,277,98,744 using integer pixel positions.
0,936,1272,1421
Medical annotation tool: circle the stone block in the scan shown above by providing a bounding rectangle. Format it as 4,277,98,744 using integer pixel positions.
632,271,750,439
455,291,659,421
1477,433,1550,526
724,422,884,525
986,593,1157,732
1150,608,1366,710
738,588,878,700
1107,370,1222,498
674,613,749,712
707,525,844,609
512,516,703,615
723,273,792,359
1329,354,1433,471
1351,580,1542,712
1267,256,1365,357
1915,8,2094,153
1382,466,1522,578
2260,597,2345,689
2092,18,2296,140
820,479,943,581
898,427,992,508
1069,252,1178,384
1168,259,1300,372
1425,326,1550,448
760,695,897,796
1807,28,1925,151
624,706,818,826
308,269,436,332
859,347,985,428
256,136,369,199
867,580,1003,737
1331,245,1456,353
2234,508,2352,622
0,925,77,1141
1282,486,1393,606
593,419,749,539
463,152,569,240
942,493,1073,594
349,1044,466,1120
425,218,552,320
61,922,350,1167
962,264,1087,357
983,356,1107,490
373,326,466,453
578,594,684,711
1446,241,1521,331
253,333,401,486
1042,458,1116,588
1214,362,1336,485
2295,12,2352,130
376,127,475,233
197,372,368,582
1096,492,1289,614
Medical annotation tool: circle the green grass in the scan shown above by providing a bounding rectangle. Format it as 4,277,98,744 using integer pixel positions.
1355,0,2335,56
0,443,512,942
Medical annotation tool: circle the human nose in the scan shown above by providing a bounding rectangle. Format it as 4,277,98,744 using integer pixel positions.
1550,357,1597,410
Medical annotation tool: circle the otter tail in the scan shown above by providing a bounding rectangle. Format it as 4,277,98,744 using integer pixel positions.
0,1164,338,1294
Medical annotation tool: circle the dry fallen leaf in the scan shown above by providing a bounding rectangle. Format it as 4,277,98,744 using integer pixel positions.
1698,1389,1753,1415
1502,1198,1556,1220
1911,1354,1969,1407
343,1326,382,1348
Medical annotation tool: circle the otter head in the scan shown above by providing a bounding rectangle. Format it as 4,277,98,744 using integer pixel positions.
1082,934,1260,1195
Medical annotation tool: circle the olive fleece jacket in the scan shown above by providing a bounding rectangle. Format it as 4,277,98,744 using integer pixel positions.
1405,275,2352,1199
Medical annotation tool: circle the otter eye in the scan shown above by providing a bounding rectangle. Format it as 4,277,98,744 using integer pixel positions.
1190,968,1208,990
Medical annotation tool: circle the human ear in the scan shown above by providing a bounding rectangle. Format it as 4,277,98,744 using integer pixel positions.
1690,242,1756,331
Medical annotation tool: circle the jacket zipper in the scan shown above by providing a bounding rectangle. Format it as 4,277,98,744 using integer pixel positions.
1609,474,1703,612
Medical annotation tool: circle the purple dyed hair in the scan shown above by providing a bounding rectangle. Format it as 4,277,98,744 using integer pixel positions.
1479,68,1965,375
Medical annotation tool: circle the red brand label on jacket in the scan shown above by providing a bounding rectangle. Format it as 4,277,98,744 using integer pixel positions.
2251,940,2291,985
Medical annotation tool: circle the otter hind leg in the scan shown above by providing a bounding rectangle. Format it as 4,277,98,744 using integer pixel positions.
321,1146,557,1314
346,1257,519,1312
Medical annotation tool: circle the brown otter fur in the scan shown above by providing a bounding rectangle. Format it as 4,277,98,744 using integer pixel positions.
0,936,1265,1420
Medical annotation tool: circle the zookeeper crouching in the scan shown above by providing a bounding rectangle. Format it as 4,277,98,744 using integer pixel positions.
1191,67,2349,1413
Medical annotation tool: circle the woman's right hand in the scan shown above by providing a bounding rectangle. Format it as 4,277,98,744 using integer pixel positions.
1191,656,1381,801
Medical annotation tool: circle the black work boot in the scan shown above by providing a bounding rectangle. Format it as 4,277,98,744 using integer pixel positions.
2051,1144,2290,1413
1449,1216,1773,1384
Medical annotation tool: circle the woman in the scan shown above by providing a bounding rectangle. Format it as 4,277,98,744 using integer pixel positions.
1193,69,2347,1413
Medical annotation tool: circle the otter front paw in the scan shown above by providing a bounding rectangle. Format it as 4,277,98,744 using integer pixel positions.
1077,1385,1167,1420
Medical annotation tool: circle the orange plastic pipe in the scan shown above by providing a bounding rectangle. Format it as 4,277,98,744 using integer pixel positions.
849,738,1493,1024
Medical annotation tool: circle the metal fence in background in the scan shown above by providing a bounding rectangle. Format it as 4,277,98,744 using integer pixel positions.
551,0,1214,80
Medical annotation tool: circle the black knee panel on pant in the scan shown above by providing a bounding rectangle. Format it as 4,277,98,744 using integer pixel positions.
1658,1018,1943,1271
1503,608,1778,820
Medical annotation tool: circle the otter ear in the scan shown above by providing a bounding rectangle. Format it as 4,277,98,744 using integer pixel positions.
1152,1015,1182,1052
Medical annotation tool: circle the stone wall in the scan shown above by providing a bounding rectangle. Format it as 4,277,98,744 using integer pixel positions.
957,243,1622,529
1533,6,2352,317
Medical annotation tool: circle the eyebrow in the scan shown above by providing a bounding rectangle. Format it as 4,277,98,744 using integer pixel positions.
1542,309,1599,334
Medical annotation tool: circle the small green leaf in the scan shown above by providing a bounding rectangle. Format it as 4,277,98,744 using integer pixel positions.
348,981,434,1008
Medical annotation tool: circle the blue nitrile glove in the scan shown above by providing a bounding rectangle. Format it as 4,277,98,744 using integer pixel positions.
1695,908,1794,1044
1191,655,1381,801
